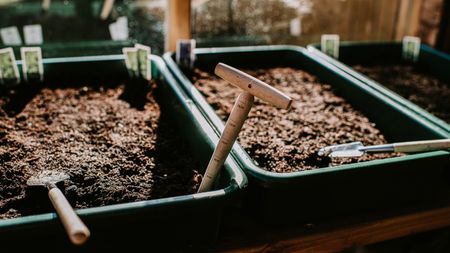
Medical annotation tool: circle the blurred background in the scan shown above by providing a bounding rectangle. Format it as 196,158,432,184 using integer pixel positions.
0,0,448,56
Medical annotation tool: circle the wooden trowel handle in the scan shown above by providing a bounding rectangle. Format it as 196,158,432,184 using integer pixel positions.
48,187,90,245
394,139,450,153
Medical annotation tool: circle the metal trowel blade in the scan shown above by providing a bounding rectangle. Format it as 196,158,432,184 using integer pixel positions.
318,142,365,158
27,170,69,186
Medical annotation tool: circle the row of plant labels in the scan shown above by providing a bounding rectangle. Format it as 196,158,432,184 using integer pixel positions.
0,17,129,46
320,34,421,62
0,47,42,84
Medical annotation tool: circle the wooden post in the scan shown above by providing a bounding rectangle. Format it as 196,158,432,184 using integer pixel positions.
166,0,191,52
437,0,450,53
395,0,423,39
100,0,115,20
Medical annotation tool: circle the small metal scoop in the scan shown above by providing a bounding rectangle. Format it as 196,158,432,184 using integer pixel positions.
27,170,90,245
318,139,450,158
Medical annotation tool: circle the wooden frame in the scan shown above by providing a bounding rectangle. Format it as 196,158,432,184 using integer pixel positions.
214,205,450,252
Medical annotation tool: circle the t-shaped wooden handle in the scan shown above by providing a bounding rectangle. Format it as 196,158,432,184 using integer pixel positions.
214,63,292,109
198,63,292,193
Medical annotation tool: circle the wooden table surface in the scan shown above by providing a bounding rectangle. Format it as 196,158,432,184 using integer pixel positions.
213,203,450,253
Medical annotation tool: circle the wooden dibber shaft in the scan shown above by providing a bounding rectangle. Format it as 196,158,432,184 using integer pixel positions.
198,92,254,192
48,185,90,245
198,63,292,192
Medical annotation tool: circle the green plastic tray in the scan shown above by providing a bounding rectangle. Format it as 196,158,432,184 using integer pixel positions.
307,41,450,134
164,45,450,224
0,54,247,251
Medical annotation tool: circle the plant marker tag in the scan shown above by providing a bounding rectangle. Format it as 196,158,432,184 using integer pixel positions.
23,25,44,45
321,34,339,59
122,47,139,78
109,17,129,41
0,26,22,46
115,17,129,40
109,22,119,40
21,47,43,82
176,39,196,69
289,17,301,36
42,0,51,11
0,47,20,84
135,44,151,81
402,36,420,62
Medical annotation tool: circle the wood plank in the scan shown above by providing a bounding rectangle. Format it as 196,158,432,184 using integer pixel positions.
408,0,423,36
395,0,423,39
341,0,351,40
214,205,450,253
379,0,400,40
166,0,191,52
395,0,410,40
365,0,375,40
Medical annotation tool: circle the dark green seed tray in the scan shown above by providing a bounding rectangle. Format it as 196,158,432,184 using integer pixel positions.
164,45,450,224
0,54,247,251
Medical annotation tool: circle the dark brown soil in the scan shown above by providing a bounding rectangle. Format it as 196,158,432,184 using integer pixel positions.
192,67,399,173
353,64,450,123
0,82,202,219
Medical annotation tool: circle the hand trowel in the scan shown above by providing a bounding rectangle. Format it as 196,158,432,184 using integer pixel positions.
318,139,450,158
27,170,90,245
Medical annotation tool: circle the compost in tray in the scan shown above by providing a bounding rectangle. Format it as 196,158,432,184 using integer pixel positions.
353,64,450,123
192,67,399,172
0,82,203,219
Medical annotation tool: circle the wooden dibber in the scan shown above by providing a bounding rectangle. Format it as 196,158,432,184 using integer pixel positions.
198,63,292,192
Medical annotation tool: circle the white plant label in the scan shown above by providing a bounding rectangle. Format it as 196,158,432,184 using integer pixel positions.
0,47,20,84
289,17,301,36
116,17,129,40
109,17,128,41
321,34,339,59
122,47,139,78
21,47,43,81
109,23,120,41
402,36,420,62
42,0,51,11
135,44,151,81
23,24,44,45
176,39,196,69
0,26,22,46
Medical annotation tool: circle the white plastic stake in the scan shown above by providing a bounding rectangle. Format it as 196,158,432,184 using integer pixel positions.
109,17,129,41
0,47,20,84
23,25,44,45
135,44,151,81
21,47,43,81
123,47,139,78
0,26,22,46
176,39,196,69
321,34,339,59
290,17,301,36
402,36,421,62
